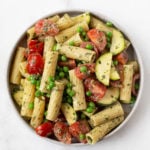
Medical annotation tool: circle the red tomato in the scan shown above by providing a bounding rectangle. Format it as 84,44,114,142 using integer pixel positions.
54,122,71,144
87,29,107,52
80,42,99,58
114,51,128,65
84,78,107,101
69,120,90,143
35,19,59,36
25,40,44,57
74,63,95,80
58,59,76,69
26,53,44,75
35,122,54,137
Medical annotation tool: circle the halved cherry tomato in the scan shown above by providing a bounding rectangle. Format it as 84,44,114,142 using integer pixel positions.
114,51,128,65
25,40,44,57
74,63,95,80
80,42,99,58
54,122,71,144
35,122,54,137
69,120,90,143
35,19,59,36
84,78,107,101
87,29,107,52
58,59,76,69
26,53,44,75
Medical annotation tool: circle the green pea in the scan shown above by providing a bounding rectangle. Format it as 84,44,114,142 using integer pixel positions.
106,31,113,38
86,91,92,97
28,102,34,109
35,90,42,97
48,76,55,82
82,31,86,37
106,21,113,27
86,44,93,50
61,55,67,62
67,82,72,88
88,102,95,108
30,78,37,85
59,72,65,78
107,37,111,42
135,83,139,90
49,82,55,89
67,97,73,104
86,107,93,113
69,41,75,46
106,42,111,48
52,44,57,51
77,26,84,33
36,80,40,86
69,90,75,97
44,111,47,117
81,113,86,119
79,134,85,140
66,88,72,94
130,96,136,104
113,60,118,66
80,66,87,73
63,66,69,73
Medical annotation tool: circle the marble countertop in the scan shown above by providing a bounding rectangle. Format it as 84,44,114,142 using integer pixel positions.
0,0,150,150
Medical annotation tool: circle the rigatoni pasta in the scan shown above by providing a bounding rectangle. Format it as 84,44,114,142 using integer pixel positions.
9,12,140,145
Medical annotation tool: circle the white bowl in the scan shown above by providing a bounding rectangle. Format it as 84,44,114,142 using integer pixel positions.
6,10,144,145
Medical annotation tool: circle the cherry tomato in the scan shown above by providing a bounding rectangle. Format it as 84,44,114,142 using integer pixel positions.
114,51,128,65
87,29,107,52
69,120,90,143
35,122,54,137
58,59,76,69
74,63,95,80
25,40,44,57
84,78,107,101
35,19,59,36
80,42,99,58
54,122,71,144
26,53,44,75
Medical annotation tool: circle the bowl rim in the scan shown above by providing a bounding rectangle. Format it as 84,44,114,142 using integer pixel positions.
6,9,144,146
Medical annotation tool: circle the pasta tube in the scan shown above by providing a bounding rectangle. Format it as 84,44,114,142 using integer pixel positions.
64,33,83,46
13,90,24,106
55,21,89,43
69,69,87,111
30,97,45,128
40,51,58,93
43,36,55,58
56,14,74,30
57,44,96,62
20,79,35,118
86,116,124,144
89,102,124,127
27,27,35,40
10,47,25,84
48,15,60,22
120,64,134,103
61,103,77,125
46,81,65,121
19,61,29,78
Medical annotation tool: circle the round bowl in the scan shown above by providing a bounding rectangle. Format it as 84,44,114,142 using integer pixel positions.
7,10,144,145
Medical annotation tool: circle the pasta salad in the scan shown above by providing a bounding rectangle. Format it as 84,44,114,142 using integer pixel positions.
10,12,140,144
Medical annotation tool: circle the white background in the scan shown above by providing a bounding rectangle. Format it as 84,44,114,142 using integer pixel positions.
0,0,150,150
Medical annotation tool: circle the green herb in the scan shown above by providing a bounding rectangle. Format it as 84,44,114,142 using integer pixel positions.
86,91,92,97
130,96,136,104
86,44,93,50
79,134,85,140
28,102,34,109
77,26,84,33
69,41,75,46
106,31,113,38
106,21,113,27
113,60,118,66
135,83,139,90
80,66,87,73
81,113,86,119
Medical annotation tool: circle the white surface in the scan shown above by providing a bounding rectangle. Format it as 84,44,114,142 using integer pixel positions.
0,0,150,150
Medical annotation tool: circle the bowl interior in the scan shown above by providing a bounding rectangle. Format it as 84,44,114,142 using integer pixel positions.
7,10,143,144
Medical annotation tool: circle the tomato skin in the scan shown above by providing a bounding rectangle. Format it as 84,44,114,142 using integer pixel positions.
35,122,54,137
69,120,90,143
74,63,95,80
54,122,71,144
26,53,44,75
25,40,44,57
35,19,59,36
114,51,128,65
84,78,107,101
58,59,76,69
80,42,99,58
87,29,107,52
